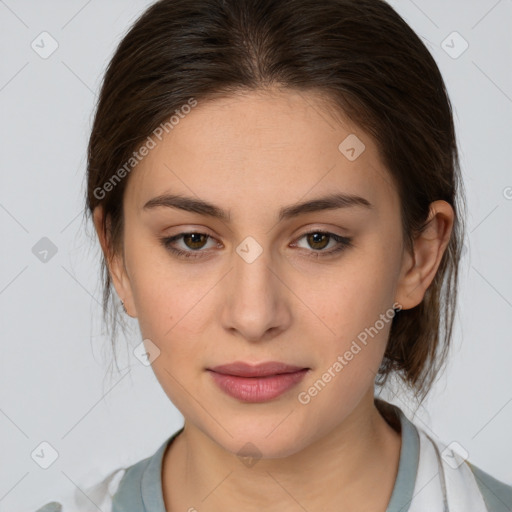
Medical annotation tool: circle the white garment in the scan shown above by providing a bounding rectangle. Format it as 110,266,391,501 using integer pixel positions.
408,428,488,512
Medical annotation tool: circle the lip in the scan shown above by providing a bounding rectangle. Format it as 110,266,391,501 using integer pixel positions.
207,361,309,402
209,361,306,377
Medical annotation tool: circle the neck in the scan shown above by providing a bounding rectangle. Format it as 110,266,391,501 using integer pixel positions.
162,396,401,512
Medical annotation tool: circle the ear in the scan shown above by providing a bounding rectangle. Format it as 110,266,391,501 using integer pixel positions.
92,205,137,318
394,200,455,310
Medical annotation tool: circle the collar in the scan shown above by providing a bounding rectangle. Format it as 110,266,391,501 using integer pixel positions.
114,399,422,511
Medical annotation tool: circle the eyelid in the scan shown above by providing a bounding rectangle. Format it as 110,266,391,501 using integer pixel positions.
290,230,353,257
159,227,353,260
162,231,221,251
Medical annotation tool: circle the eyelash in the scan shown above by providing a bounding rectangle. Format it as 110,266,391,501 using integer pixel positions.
159,230,353,260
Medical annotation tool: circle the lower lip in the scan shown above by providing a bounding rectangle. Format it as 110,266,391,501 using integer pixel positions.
208,369,309,403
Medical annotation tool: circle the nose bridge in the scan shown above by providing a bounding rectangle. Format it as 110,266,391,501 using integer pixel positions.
234,237,273,298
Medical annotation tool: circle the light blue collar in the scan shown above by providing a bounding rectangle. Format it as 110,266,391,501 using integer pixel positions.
113,399,420,512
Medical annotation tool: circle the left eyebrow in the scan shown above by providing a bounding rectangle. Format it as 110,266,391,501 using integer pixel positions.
142,192,373,223
277,193,373,221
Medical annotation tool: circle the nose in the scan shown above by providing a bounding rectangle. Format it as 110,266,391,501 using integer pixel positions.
220,240,292,343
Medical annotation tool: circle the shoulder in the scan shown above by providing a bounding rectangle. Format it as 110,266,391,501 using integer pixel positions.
110,452,154,511
466,461,512,512
28,431,181,512
30,454,154,512
28,466,127,512
408,416,511,512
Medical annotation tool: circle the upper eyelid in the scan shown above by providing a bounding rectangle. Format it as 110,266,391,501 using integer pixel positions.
167,229,348,248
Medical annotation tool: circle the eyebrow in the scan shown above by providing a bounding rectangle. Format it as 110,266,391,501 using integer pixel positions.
142,192,372,223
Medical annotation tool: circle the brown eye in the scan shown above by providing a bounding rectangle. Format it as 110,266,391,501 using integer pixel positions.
182,233,209,250
293,230,353,258
159,232,217,260
306,232,330,250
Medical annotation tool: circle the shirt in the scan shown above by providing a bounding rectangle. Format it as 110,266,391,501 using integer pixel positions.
31,399,512,512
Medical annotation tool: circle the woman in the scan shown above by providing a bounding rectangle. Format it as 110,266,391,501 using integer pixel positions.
34,0,512,510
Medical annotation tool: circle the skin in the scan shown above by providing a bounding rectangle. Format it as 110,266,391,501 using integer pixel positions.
94,88,454,511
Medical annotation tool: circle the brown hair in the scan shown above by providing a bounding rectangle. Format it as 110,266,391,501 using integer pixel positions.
85,0,466,404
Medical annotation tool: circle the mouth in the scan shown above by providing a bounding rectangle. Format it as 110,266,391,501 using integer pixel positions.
206,361,310,402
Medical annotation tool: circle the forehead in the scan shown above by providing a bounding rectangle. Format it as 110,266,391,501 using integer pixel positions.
124,89,397,220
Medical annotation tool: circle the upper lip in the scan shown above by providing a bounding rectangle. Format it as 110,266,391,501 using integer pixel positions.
208,361,307,377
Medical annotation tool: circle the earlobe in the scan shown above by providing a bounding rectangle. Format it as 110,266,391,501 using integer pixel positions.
92,206,137,318
394,200,454,310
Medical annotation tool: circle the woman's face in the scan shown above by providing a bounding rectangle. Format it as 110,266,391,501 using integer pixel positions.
106,89,413,457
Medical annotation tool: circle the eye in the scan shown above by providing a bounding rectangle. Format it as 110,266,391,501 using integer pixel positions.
291,230,353,258
159,232,219,259
159,230,353,260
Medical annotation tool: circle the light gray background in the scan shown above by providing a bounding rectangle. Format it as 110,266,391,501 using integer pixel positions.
1,0,511,510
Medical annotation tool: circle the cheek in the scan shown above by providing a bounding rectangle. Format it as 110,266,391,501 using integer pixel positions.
132,274,212,353
126,249,213,409
313,249,399,341
295,269,398,425
125,234,204,337
298,239,401,392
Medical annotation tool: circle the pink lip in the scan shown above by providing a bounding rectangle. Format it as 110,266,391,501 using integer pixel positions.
207,361,309,402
